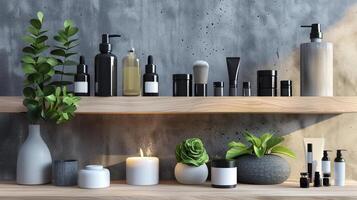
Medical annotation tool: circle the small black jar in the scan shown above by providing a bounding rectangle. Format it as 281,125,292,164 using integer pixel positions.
173,74,192,96
257,70,277,96
213,81,224,96
211,159,237,188
281,80,292,96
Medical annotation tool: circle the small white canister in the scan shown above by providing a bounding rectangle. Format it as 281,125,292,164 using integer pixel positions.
78,165,110,189
211,159,237,188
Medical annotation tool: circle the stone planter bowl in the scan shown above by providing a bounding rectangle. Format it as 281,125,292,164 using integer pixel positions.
236,154,290,184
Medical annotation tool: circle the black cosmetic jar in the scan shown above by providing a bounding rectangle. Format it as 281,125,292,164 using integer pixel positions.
257,70,277,96
211,159,237,188
280,80,292,96
173,74,192,96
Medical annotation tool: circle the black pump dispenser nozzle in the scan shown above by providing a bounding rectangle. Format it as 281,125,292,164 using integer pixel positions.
301,24,323,40
77,55,87,74
335,149,347,162
99,34,121,53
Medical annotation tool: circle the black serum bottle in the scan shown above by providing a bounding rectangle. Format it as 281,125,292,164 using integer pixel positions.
143,55,159,96
74,56,90,96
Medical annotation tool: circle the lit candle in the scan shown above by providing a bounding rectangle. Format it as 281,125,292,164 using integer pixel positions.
126,148,159,185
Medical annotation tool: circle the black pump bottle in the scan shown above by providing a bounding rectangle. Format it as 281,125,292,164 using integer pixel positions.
74,56,90,96
143,55,159,96
95,34,121,96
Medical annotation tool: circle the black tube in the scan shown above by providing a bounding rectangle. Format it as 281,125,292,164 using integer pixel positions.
226,57,240,96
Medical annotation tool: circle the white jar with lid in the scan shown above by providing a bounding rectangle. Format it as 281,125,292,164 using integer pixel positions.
211,159,237,188
78,165,110,189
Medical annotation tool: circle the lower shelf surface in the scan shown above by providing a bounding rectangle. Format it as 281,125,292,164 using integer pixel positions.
0,181,357,200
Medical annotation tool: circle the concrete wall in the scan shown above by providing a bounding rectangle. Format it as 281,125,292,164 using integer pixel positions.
0,0,357,180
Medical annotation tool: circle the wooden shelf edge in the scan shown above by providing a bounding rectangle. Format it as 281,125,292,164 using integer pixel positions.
1,96,357,114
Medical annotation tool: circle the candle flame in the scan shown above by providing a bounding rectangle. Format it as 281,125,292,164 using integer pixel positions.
140,148,144,157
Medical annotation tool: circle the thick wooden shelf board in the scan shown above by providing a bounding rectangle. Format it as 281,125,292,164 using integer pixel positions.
0,181,356,200
1,96,357,114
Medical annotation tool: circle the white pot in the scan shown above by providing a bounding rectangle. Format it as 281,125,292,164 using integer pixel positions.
78,165,110,189
174,163,208,184
16,124,52,185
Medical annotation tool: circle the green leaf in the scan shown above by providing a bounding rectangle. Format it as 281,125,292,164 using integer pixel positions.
45,94,56,102
54,35,67,43
37,11,44,23
62,112,69,120
27,73,41,83
23,87,35,98
36,35,48,43
260,133,273,149
27,26,39,36
22,46,36,54
22,63,37,74
37,56,48,64
253,145,266,158
23,98,39,111
68,43,79,49
228,141,247,149
266,136,284,151
55,87,61,96
271,145,296,158
37,62,51,73
38,30,48,35
244,132,261,147
50,49,66,57
30,19,41,29
22,35,36,44
46,57,58,66
43,85,55,96
226,146,252,159
67,27,79,37
64,19,74,28
64,39,78,46
65,52,77,58
63,60,77,66
21,55,35,64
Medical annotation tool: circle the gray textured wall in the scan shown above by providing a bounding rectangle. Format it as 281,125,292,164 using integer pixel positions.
1,0,357,180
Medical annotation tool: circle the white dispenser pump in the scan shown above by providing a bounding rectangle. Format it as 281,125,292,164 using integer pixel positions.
334,149,346,186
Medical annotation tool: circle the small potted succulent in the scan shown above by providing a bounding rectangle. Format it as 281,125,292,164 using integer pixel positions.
226,132,295,185
174,138,209,184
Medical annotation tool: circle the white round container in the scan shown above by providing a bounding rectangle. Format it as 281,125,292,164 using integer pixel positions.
174,163,208,185
78,165,110,189
211,159,237,188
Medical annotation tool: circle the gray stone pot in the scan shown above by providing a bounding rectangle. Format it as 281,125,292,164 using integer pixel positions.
236,154,290,185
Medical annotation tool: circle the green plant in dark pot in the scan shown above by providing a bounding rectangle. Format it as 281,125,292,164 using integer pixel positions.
17,11,80,185
226,132,295,185
174,138,209,185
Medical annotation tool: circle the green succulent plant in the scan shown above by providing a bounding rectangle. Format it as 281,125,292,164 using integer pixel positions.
175,138,209,167
22,11,80,124
226,132,296,159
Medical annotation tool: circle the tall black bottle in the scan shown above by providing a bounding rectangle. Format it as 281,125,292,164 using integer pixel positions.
95,34,121,96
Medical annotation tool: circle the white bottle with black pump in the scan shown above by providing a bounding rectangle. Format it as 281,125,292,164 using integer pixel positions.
334,149,346,186
300,24,333,96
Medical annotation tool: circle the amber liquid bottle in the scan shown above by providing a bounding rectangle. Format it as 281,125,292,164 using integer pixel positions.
122,48,141,96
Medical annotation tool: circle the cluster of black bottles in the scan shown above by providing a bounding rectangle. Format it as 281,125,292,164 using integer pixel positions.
73,34,159,97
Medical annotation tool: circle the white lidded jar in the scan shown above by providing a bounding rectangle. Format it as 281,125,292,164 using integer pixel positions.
78,165,110,189
300,24,333,96
334,150,346,186
211,159,237,188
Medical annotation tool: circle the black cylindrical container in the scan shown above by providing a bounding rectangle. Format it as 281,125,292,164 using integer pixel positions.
281,80,292,96
52,160,78,186
242,81,251,96
173,74,192,96
211,159,237,188
213,81,224,96
143,55,159,96
257,70,277,96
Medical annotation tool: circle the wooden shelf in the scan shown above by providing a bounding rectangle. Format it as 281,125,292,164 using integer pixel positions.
0,181,356,200
1,96,357,114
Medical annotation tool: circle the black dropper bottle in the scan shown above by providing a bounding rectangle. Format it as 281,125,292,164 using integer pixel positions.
95,34,121,96
74,56,90,96
143,55,159,96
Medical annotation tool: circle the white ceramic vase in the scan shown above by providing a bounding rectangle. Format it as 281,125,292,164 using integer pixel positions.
174,163,208,184
16,124,52,185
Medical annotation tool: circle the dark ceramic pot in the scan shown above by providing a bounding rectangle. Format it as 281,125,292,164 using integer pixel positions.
236,155,290,185
52,160,78,186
